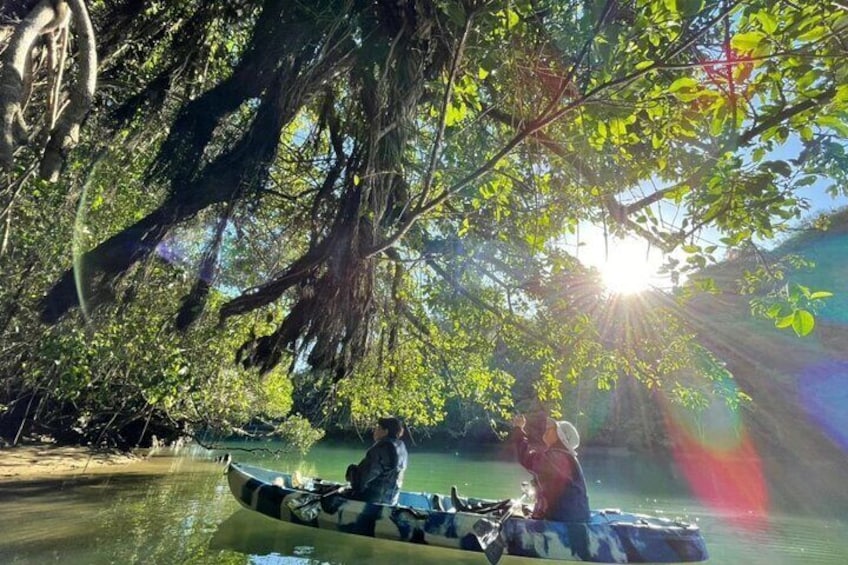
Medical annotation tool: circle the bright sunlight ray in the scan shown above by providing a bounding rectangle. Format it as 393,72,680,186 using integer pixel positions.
594,237,664,295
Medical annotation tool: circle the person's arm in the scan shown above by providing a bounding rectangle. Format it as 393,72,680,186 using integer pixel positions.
514,426,547,471
513,415,546,472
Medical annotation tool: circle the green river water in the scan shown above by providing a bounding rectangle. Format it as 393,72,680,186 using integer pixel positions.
0,442,846,564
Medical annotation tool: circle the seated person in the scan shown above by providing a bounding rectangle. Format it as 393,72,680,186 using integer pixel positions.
512,413,589,523
345,416,408,505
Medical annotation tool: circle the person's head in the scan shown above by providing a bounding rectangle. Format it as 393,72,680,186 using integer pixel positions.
543,418,580,454
373,416,404,441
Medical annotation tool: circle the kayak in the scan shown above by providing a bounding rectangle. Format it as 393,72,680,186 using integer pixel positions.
225,462,708,563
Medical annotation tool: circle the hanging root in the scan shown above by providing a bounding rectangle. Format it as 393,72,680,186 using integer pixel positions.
175,205,231,331
40,0,97,181
0,0,94,179
0,0,57,168
44,1,71,131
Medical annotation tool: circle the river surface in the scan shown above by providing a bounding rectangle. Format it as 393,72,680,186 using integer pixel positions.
0,442,846,564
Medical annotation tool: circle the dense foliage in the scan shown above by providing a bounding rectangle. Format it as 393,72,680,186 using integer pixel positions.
1,0,845,447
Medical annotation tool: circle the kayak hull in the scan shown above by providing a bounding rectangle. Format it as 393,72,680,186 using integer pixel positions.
226,462,708,563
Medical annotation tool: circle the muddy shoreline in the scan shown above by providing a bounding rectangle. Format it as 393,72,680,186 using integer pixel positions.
0,443,139,480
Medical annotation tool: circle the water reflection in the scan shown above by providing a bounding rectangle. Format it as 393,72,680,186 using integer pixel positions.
0,458,236,565
210,509,507,565
0,448,847,564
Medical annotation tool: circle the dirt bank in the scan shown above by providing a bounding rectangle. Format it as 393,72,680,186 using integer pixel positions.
0,443,139,480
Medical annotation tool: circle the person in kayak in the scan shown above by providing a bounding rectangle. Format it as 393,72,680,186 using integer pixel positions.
346,416,408,505
513,413,590,559
512,413,590,523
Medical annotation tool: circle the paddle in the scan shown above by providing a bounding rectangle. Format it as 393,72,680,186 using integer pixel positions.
472,502,519,565
285,485,348,521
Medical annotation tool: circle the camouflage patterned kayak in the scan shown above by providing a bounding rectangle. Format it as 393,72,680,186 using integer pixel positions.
226,462,708,563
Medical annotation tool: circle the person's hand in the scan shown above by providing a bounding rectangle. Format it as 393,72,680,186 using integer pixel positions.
512,414,526,430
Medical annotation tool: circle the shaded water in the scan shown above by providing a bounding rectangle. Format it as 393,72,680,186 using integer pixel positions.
1,443,847,564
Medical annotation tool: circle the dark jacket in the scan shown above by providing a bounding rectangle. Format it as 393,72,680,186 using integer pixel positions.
348,436,408,504
514,429,590,522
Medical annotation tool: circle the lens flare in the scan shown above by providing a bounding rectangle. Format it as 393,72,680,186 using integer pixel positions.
661,394,770,531
798,360,848,452
72,174,95,321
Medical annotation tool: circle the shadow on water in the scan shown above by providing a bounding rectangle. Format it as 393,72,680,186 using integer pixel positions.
210,510,367,564
0,473,168,503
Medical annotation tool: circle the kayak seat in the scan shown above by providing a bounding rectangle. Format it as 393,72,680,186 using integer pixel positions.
431,494,445,512
450,485,467,512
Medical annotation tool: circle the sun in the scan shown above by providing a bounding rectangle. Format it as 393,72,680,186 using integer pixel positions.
595,238,662,295
599,259,652,295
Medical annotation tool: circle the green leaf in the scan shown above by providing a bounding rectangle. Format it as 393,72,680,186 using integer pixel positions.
610,118,627,136
775,314,795,328
790,283,810,300
809,291,833,299
799,126,814,141
458,217,471,236
663,0,678,13
796,69,820,92
651,134,663,149
445,102,467,126
817,115,848,137
834,85,848,106
710,112,726,136
668,77,699,93
766,303,783,318
503,9,519,29
676,90,704,102
731,31,766,53
755,11,778,34
797,26,827,43
792,310,815,336
635,60,654,70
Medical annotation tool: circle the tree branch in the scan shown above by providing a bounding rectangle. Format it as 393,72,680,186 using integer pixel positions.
367,1,743,258
415,7,475,211
738,87,837,146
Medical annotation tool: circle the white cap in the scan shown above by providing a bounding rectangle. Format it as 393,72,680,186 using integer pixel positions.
549,418,580,454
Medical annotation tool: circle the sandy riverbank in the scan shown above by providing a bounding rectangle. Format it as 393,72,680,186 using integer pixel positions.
0,443,139,480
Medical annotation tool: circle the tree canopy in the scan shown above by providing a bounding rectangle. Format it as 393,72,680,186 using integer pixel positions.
1,0,846,446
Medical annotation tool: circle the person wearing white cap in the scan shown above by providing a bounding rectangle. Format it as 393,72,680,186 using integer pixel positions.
512,413,590,526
